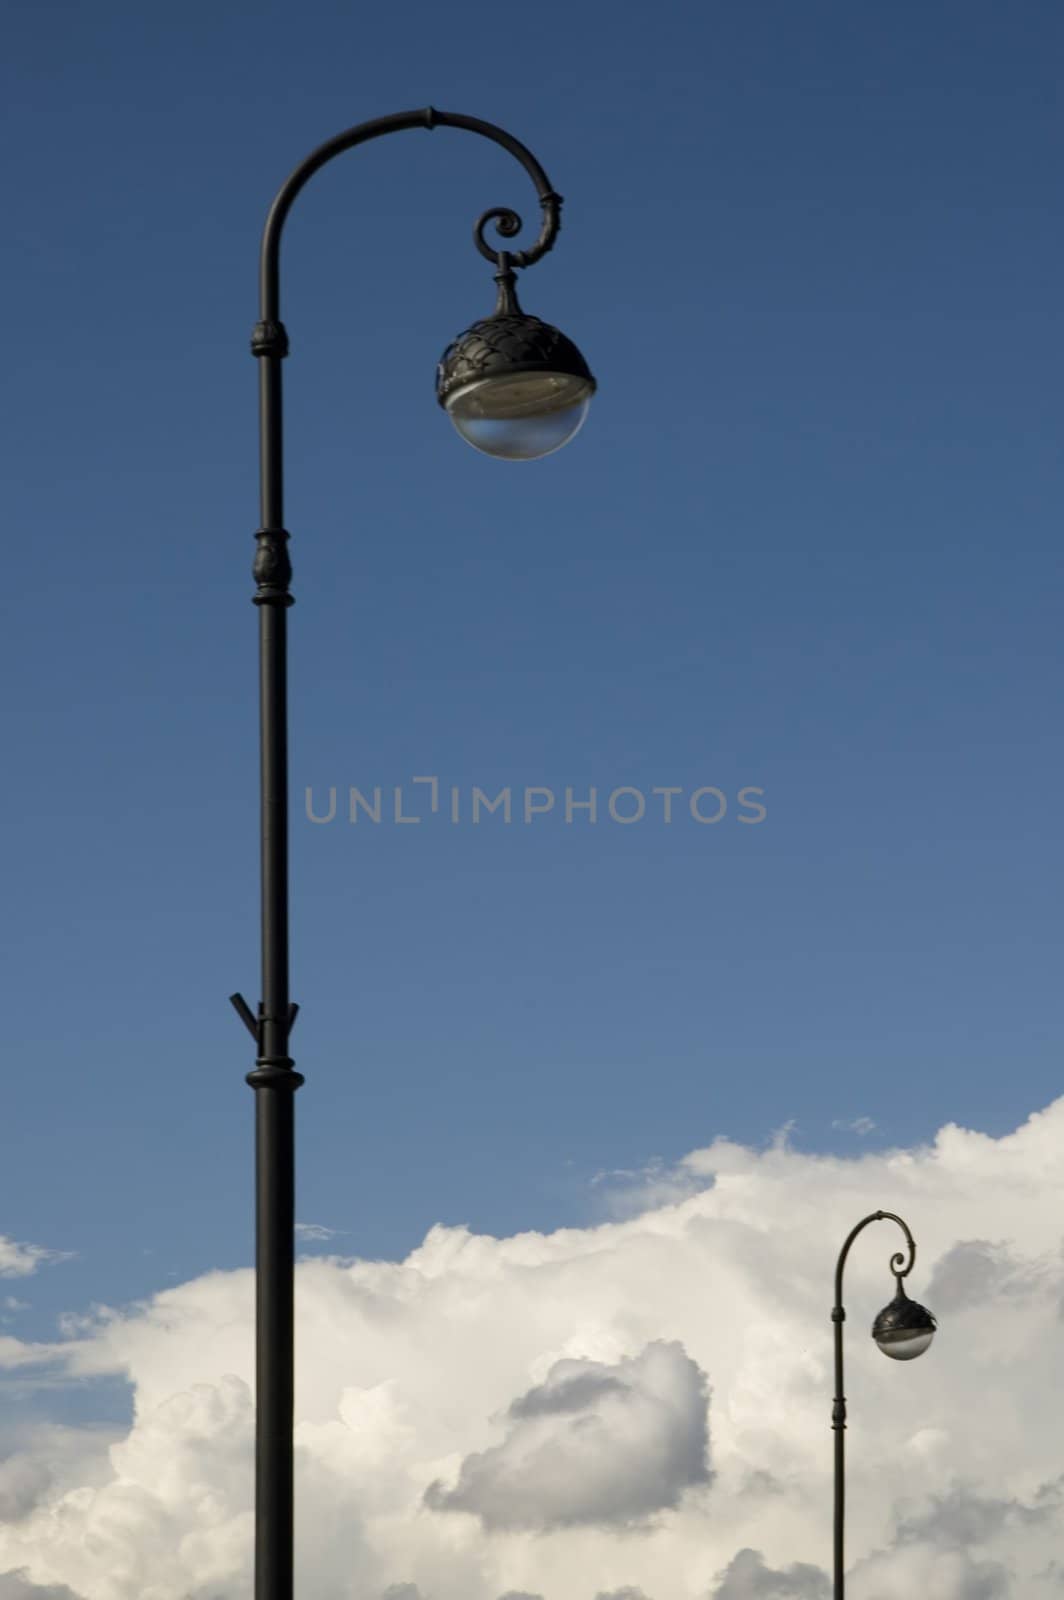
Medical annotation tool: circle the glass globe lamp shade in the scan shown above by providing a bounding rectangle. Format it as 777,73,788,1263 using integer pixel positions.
871,1286,937,1361
437,279,595,462
444,369,593,460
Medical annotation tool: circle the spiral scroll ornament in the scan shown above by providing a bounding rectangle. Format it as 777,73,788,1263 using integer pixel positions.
472,190,563,267
879,1211,917,1282
475,206,522,255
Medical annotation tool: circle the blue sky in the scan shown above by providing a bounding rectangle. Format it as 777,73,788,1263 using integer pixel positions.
3,0,1061,1432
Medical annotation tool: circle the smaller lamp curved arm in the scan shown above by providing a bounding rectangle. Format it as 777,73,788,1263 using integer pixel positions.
833,1209,916,1311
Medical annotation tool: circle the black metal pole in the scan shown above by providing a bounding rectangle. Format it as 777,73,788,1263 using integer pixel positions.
232,107,567,1600
245,317,302,1600
831,1210,916,1600
831,1295,845,1600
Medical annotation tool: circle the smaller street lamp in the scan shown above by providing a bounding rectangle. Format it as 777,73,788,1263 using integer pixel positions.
832,1210,937,1599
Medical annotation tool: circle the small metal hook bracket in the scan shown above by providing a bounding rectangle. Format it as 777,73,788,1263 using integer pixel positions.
229,993,258,1040
229,993,299,1049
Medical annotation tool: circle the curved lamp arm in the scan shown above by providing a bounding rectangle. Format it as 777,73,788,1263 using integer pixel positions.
258,105,562,320
834,1208,916,1311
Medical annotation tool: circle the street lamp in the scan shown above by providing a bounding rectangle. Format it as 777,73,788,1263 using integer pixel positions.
438,255,594,458
227,107,595,1600
831,1210,937,1599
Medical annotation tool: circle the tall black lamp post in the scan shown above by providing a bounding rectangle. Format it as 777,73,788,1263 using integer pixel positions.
831,1210,938,1599
228,108,595,1600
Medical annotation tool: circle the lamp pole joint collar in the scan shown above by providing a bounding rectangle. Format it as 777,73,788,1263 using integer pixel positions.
251,319,290,359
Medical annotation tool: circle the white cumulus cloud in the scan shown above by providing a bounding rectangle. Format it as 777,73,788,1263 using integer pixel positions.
0,1098,1062,1599
295,1223,344,1244
0,1239,72,1280
424,1340,710,1529
708,1548,828,1597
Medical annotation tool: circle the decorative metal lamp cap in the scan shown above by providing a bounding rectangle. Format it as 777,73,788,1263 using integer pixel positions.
436,308,595,407
871,1281,937,1359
